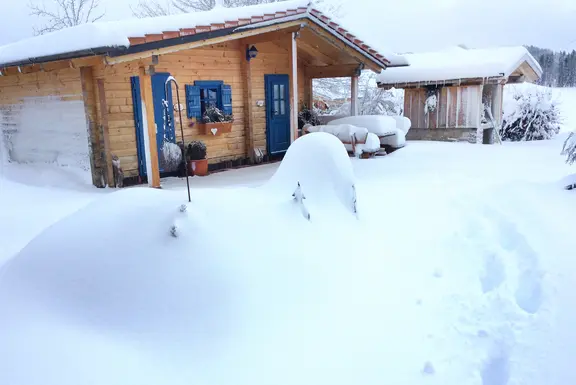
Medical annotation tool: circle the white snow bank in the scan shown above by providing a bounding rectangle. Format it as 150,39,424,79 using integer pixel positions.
354,132,380,156
380,129,406,149
377,46,542,85
328,115,397,136
2,131,576,385
391,115,411,134
266,132,356,213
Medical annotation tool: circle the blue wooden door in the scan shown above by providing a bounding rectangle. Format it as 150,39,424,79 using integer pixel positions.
130,73,177,175
265,74,290,154
130,76,147,176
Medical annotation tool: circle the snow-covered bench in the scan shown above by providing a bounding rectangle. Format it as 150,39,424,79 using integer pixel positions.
327,115,409,151
302,123,380,157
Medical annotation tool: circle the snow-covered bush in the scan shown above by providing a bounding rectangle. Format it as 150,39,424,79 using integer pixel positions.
315,73,403,117
298,105,321,131
501,88,561,141
202,106,232,123
562,132,576,165
186,140,207,160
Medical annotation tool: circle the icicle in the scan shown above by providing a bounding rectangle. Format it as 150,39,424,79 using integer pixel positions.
292,181,310,221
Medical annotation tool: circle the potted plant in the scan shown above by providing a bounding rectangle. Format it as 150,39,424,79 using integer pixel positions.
198,106,233,136
186,140,208,176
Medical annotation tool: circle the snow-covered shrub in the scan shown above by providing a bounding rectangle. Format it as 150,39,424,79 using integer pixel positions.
298,105,321,131
202,106,232,123
562,132,576,164
186,140,207,160
501,88,561,141
424,89,437,114
162,141,182,172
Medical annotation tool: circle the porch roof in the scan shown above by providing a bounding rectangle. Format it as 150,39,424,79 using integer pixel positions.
0,0,407,70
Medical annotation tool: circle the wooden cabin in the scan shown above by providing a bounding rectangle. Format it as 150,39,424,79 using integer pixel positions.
377,46,542,143
0,0,407,188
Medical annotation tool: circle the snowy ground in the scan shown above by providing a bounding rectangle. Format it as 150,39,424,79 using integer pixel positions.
1,130,576,385
1,85,576,385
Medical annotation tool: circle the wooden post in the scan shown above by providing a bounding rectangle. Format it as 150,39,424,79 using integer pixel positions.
79,67,105,187
289,32,298,141
304,75,313,109
351,75,359,116
96,79,115,187
138,66,161,188
241,43,255,163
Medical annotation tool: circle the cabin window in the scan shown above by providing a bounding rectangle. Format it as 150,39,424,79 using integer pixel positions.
185,81,233,119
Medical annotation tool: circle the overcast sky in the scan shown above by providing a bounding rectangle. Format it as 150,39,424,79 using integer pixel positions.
1,0,575,53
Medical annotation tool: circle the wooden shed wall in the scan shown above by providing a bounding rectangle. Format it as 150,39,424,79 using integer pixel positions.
404,85,482,130
93,40,308,178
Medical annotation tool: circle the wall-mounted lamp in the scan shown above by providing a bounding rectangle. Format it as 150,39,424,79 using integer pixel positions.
246,45,258,61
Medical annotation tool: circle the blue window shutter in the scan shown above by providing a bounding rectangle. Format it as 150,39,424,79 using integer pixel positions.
220,84,232,115
185,84,201,119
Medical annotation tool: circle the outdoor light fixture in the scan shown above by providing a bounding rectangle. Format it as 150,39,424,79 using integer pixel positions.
246,45,258,61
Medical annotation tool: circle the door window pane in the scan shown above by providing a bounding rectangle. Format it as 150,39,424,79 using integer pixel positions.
273,84,279,99
279,84,285,100
280,100,285,115
274,101,280,115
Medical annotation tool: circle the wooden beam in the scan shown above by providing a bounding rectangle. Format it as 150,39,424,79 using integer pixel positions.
243,27,300,45
306,64,358,78
80,67,105,187
297,39,338,65
351,75,359,116
138,66,161,188
305,21,382,73
1,56,104,76
289,32,298,142
378,76,506,90
96,79,115,187
304,75,313,109
240,43,256,163
106,20,307,65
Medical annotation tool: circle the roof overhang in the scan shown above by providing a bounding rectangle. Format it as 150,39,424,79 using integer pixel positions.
103,15,388,72
0,12,392,74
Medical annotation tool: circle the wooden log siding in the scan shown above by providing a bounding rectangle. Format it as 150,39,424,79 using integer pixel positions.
90,41,309,178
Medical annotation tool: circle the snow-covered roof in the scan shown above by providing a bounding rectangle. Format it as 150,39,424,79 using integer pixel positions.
0,0,405,69
377,46,543,86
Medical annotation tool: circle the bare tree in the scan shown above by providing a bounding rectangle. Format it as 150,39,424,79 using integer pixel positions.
29,0,105,35
132,0,284,18
131,0,172,17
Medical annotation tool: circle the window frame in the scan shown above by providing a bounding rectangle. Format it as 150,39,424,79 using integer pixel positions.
194,80,224,115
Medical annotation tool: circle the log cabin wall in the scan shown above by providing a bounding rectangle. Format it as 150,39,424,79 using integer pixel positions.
0,67,103,184
92,39,309,180
404,85,483,142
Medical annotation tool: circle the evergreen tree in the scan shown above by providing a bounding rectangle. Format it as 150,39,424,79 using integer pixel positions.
525,45,576,88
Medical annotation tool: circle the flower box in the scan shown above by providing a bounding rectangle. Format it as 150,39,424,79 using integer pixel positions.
198,121,233,136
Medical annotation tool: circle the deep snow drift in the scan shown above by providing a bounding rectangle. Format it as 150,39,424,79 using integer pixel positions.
1,133,576,385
